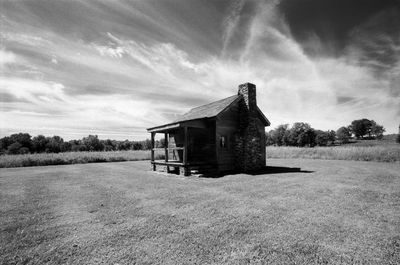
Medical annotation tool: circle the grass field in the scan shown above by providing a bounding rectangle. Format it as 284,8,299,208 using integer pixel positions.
0,150,165,168
1,159,399,264
1,143,399,168
265,145,400,163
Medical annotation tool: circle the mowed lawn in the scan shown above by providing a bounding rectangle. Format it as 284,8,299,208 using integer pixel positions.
1,160,399,264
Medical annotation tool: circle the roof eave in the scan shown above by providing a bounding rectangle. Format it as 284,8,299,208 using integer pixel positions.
147,122,181,133
146,117,215,133
257,106,271,126
215,95,242,118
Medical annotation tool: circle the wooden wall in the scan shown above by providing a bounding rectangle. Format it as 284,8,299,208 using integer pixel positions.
187,125,216,164
216,102,240,171
256,118,266,164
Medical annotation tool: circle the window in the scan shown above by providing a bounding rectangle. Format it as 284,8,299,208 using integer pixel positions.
220,135,227,148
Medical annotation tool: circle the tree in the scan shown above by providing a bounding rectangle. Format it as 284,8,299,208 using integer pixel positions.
132,142,143,150
19,147,30,154
82,135,103,151
0,136,11,154
397,124,400,144
327,130,336,144
159,138,166,148
101,139,116,151
32,135,49,153
273,124,289,146
337,126,351,143
266,124,289,146
7,142,22,154
350,119,373,139
116,140,132,151
266,122,320,147
69,139,84,152
265,132,274,146
46,136,64,153
61,142,72,152
371,121,385,140
315,130,329,146
142,139,152,150
297,128,316,147
349,119,385,140
9,133,32,151
71,143,87,152
287,122,313,146
283,130,291,146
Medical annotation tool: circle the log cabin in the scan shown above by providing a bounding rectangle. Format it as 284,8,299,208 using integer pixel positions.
147,82,270,176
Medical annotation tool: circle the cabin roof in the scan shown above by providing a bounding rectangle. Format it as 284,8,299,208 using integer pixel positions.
147,94,270,132
175,95,240,123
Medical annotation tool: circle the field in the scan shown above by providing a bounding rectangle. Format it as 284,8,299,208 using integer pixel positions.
1,159,399,264
1,142,399,168
0,150,165,168
265,145,400,163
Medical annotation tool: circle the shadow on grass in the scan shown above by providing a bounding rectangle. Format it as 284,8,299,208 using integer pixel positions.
249,166,314,175
200,166,314,178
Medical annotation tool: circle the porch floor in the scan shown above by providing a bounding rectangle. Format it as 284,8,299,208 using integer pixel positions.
151,160,217,176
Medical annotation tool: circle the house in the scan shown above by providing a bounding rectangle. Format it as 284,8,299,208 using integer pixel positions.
146,82,270,176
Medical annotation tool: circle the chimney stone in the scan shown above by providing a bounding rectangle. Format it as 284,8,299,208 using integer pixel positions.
238,82,257,116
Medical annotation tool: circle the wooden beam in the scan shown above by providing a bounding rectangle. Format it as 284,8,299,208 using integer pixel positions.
151,161,183,166
151,132,155,171
147,123,180,133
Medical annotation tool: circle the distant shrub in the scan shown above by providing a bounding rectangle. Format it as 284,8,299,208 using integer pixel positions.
19,147,30,154
7,142,22,154
336,127,351,143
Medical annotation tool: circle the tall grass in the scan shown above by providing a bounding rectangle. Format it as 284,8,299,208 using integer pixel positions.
0,150,165,168
266,145,400,162
1,146,399,168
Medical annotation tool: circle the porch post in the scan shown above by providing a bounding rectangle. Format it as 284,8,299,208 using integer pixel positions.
151,132,156,171
164,132,168,162
183,126,189,176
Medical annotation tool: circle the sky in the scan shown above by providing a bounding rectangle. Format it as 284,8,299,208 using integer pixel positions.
1,0,399,140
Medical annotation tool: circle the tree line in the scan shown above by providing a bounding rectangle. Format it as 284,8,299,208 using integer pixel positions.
0,119,394,154
0,134,165,155
266,119,387,147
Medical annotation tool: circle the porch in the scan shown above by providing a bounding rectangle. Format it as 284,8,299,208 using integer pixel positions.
148,119,216,176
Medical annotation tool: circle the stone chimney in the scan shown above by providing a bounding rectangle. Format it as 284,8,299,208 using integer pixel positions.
235,82,265,172
238,82,257,116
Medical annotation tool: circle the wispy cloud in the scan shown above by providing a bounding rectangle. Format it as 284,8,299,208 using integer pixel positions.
221,0,245,56
0,49,17,67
